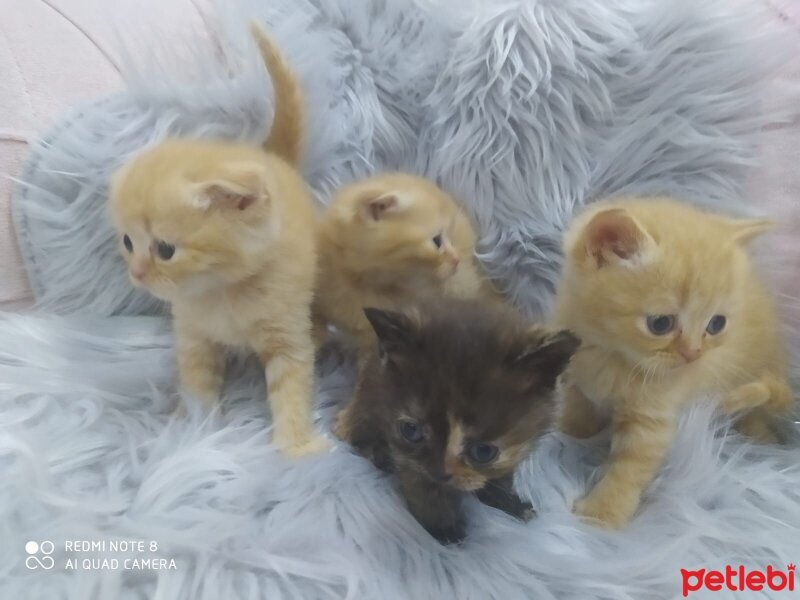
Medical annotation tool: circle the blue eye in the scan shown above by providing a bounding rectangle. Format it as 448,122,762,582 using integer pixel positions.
467,443,498,464
123,234,133,253
706,315,727,335
432,234,443,249
398,420,424,443
646,315,675,335
157,241,175,260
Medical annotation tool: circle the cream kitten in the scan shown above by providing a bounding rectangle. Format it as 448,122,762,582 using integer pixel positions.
554,197,793,528
314,172,499,354
109,25,327,456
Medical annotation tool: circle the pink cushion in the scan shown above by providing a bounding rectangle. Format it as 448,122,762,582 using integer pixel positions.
747,0,800,329
0,0,212,309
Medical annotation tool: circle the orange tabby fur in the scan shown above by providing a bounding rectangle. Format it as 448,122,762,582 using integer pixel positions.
109,25,327,456
314,173,499,354
554,197,793,528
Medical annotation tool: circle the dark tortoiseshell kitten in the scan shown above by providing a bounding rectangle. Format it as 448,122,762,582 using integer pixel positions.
335,300,579,544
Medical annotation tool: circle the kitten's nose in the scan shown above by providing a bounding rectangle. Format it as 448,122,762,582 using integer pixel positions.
130,259,149,280
679,346,701,363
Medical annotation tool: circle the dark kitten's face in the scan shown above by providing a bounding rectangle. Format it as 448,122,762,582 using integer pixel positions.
363,303,579,492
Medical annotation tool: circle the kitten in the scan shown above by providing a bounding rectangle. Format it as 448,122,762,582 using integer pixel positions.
336,299,579,544
109,25,328,456
554,197,793,528
314,173,501,354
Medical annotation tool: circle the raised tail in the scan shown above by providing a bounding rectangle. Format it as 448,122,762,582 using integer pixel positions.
250,23,304,166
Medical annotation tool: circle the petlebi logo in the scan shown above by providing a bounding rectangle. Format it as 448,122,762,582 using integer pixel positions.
681,564,796,596
25,541,55,570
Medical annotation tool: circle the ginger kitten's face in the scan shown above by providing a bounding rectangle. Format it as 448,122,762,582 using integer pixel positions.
110,141,274,301
363,303,578,491
326,175,475,285
561,200,772,375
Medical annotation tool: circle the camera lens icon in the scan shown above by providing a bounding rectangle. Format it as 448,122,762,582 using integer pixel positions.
25,540,55,570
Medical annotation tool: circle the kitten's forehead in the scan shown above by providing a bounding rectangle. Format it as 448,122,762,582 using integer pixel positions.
648,243,739,307
112,168,211,236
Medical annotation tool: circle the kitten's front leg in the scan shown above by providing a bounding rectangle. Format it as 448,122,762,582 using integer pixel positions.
175,332,225,412
332,361,366,441
259,337,330,457
476,474,535,521
722,375,792,443
398,471,465,544
559,384,605,438
574,408,675,528
735,410,778,443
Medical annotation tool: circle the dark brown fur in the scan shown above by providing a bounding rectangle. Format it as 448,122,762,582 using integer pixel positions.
335,299,579,544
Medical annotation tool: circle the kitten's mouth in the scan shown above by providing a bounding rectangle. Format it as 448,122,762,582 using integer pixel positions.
129,273,150,290
666,355,700,370
131,277,173,301
452,478,486,492
438,262,459,279
425,469,484,491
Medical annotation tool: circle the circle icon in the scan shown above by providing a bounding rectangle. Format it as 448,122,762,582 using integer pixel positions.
25,541,39,555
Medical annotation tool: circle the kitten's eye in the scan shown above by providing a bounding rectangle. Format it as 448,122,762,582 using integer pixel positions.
432,233,443,249
123,234,133,253
467,443,499,464
646,315,675,335
156,241,176,260
706,315,727,335
398,420,424,443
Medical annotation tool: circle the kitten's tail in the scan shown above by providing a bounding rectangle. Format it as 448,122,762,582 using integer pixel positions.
251,23,304,166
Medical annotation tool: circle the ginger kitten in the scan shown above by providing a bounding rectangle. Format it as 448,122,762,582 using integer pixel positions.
554,197,793,528
337,300,579,544
109,25,327,456
314,173,500,354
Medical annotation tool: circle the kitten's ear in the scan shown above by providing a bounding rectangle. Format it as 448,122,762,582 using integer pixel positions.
726,217,775,245
513,329,580,389
363,307,418,361
191,164,267,212
357,192,406,222
580,208,654,268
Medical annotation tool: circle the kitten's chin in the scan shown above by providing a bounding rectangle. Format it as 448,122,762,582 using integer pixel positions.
144,286,176,302
177,274,225,298
452,477,487,492
437,263,459,280
651,356,696,376
133,279,177,302
130,277,171,301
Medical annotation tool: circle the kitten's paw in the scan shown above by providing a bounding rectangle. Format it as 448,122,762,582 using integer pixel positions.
516,500,536,522
734,413,779,444
280,434,332,457
723,382,770,414
427,523,466,545
497,495,536,521
573,491,637,529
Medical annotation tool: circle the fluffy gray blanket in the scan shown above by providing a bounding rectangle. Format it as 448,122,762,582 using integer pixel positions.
6,0,799,598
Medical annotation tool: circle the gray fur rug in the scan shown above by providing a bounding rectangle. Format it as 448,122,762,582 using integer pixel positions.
5,0,800,598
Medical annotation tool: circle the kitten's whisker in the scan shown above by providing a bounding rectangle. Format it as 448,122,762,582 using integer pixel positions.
627,358,652,388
